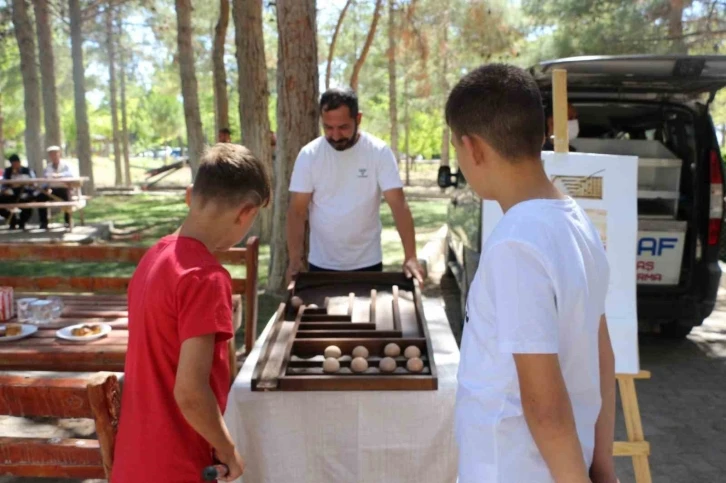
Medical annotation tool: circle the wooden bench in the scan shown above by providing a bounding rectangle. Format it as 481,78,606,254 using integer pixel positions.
0,177,90,230
0,197,91,229
0,237,260,374
0,372,120,479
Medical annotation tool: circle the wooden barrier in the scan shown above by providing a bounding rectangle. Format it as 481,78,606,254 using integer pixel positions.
0,372,120,479
0,237,260,363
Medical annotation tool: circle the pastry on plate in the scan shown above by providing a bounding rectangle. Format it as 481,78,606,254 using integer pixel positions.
71,324,103,337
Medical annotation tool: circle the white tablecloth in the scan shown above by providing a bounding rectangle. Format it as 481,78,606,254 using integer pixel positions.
224,297,460,483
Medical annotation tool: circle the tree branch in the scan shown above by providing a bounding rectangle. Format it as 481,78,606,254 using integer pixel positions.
350,0,383,92
325,0,353,90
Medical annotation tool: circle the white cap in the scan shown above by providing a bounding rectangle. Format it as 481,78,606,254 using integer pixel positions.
46,145,61,152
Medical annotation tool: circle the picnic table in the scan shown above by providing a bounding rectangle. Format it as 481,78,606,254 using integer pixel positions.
0,293,242,373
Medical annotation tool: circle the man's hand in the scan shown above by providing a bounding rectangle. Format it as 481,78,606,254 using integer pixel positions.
214,446,245,481
404,257,425,284
285,258,305,286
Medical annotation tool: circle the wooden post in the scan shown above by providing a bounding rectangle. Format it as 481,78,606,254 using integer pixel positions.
552,69,569,154
614,370,652,483
244,236,260,355
86,373,121,479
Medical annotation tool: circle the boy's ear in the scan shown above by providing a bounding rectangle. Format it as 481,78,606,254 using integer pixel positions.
185,185,193,207
236,203,259,224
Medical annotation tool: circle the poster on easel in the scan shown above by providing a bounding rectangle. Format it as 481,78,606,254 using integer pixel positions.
481,152,640,374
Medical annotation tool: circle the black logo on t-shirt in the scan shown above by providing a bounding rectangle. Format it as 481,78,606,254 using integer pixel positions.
357,168,368,178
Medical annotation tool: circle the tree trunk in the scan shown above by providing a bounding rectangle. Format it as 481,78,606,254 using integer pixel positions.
669,0,688,54
0,94,5,165
325,0,353,90
175,0,205,178
233,0,273,242
106,4,123,186
213,0,230,135
34,0,61,149
350,0,383,92
404,67,410,186
387,0,398,165
439,3,450,168
69,0,94,194
268,0,319,293
12,0,43,176
118,17,131,186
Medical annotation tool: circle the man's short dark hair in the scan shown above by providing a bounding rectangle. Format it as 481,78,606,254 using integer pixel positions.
192,144,271,209
445,64,545,161
320,87,359,118
8,154,20,163
219,127,232,135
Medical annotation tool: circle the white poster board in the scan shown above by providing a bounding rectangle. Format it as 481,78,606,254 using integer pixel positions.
481,152,640,374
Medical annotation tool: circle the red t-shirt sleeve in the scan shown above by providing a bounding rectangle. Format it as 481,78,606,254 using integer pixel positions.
176,266,234,343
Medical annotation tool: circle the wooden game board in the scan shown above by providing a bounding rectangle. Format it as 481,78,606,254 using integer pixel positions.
251,272,438,391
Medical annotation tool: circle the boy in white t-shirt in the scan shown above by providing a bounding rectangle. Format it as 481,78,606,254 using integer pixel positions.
447,64,618,483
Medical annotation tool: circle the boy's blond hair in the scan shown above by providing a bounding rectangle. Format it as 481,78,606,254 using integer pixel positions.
191,143,272,208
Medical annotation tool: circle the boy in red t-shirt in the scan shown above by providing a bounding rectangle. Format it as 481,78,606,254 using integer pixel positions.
112,144,271,483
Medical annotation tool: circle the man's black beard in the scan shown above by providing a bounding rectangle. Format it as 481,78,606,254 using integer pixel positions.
327,125,359,151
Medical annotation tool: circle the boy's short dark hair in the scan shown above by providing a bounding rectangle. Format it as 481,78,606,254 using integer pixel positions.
320,87,359,118
192,144,271,209
445,64,545,161
219,127,231,135
8,154,20,163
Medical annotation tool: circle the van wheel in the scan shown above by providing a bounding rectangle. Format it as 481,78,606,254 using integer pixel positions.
659,321,693,339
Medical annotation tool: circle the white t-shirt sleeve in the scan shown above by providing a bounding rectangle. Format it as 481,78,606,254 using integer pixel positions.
289,149,314,193
484,240,559,354
376,146,403,192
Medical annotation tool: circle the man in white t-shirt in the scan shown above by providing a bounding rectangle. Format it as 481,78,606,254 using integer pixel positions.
286,87,423,283
446,65,618,483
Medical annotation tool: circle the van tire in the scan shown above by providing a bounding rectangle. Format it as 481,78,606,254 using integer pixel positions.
659,321,693,339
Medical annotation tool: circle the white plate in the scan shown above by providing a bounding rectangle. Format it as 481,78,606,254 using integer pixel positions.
0,324,38,342
56,323,112,342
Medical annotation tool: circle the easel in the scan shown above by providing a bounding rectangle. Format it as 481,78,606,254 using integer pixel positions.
551,69,653,483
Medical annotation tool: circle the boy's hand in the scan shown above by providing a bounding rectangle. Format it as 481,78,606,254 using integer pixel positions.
214,447,245,481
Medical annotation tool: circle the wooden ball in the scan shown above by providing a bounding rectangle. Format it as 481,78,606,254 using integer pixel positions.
406,357,424,373
383,343,401,357
352,345,369,358
290,296,303,309
324,345,342,359
404,345,421,359
323,357,340,373
351,357,369,373
379,357,397,373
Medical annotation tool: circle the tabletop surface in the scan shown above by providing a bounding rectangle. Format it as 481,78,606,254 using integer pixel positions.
0,292,242,373
0,293,129,372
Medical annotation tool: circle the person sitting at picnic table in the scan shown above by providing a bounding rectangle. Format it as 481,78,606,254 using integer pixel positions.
0,154,36,230
286,87,424,283
37,145,74,229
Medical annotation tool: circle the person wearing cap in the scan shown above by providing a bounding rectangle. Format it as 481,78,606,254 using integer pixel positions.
0,154,37,230
37,145,74,229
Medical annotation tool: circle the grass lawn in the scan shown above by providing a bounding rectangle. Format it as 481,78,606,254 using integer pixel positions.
0,193,448,343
